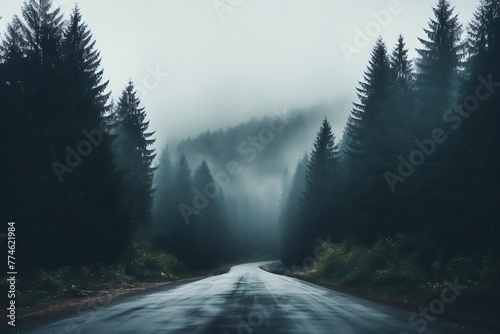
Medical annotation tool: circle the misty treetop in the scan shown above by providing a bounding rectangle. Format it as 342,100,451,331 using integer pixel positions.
1,0,499,275
1,1,124,268
280,0,500,265
0,1,157,268
151,152,233,267
111,81,157,229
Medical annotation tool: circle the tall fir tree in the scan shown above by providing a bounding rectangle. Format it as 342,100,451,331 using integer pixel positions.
379,35,418,234
341,39,393,242
278,167,291,225
386,34,416,143
151,146,175,247
390,34,414,97
299,118,339,258
1,1,129,267
412,1,471,251
280,154,308,265
167,155,194,260
466,0,500,74
57,6,129,263
192,160,228,266
416,0,466,117
114,81,156,231
458,0,500,256
343,38,392,163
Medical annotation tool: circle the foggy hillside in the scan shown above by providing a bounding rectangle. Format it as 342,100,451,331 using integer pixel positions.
157,102,337,257
2,1,500,333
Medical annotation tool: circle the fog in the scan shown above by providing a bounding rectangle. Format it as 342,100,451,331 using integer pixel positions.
3,2,500,331
1,0,478,145
0,0,480,258
166,104,331,256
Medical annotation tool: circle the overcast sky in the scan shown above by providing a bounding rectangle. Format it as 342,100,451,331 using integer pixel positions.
1,0,478,150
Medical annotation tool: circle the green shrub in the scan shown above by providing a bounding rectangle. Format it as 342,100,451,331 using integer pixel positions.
313,234,429,298
121,238,188,280
305,233,499,305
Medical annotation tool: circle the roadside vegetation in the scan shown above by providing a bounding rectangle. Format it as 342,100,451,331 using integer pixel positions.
296,234,500,314
0,240,191,308
277,2,500,325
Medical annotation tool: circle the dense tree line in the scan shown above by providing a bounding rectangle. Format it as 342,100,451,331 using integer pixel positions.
280,154,308,264
151,150,231,267
0,1,155,269
174,105,328,177
111,81,157,234
0,2,330,270
281,0,500,266
3,0,497,275
161,105,330,263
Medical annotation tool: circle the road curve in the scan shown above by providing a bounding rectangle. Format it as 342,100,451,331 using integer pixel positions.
26,262,488,334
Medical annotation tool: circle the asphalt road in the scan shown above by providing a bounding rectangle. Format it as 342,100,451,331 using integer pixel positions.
26,262,490,334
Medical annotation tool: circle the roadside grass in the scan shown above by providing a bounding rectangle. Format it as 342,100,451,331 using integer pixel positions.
306,233,500,307
0,241,191,307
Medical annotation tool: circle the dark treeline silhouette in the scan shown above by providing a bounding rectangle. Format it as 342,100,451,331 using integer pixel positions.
280,0,500,277
2,0,499,285
151,106,330,265
0,0,336,270
0,1,155,269
150,152,231,268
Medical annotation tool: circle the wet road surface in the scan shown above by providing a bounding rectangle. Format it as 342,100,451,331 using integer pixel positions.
27,262,489,333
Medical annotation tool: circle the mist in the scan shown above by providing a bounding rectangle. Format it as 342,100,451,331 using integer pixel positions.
1,0,478,146
0,0,481,261
3,0,500,332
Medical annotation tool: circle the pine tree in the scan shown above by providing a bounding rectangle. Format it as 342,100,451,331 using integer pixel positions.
305,118,337,188
0,1,129,267
151,146,175,247
173,155,194,210
114,81,156,230
280,154,308,265
343,38,391,163
340,39,394,241
458,0,500,256
466,0,500,68
61,5,110,129
391,34,414,96
278,167,291,225
386,34,416,141
416,0,466,115
192,160,228,266
0,18,32,236
376,35,418,235
299,118,339,258
402,2,482,258
167,154,194,259
55,6,129,264
17,0,65,64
